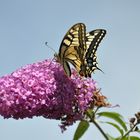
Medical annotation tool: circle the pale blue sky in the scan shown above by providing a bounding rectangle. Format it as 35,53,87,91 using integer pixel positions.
0,0,140,139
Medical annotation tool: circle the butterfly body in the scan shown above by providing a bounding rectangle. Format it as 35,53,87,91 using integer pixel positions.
56,23,106,77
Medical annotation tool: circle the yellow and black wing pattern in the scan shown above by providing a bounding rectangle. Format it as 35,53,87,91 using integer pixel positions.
56,23,106,77
56,23,86,76
83,29,106,77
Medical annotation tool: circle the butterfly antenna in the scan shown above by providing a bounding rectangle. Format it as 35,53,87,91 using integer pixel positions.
45,42,57,54
97,66,105,74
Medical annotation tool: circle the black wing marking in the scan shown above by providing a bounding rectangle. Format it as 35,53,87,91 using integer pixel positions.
57,23,86,76
85,29,106,77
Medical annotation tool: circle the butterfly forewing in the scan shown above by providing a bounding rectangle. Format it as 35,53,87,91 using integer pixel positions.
58,23,86,76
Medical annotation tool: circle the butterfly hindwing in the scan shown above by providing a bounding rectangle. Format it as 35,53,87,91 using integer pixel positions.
84,29,106,77
63,60,71,76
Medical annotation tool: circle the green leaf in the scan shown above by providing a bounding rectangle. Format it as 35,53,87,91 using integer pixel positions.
106,134,117,140
106,135,140,140
118,137,127,140
128,136,140,140
97,111,127,132
115,136,140,140
73,120,89,140
105,121,124,136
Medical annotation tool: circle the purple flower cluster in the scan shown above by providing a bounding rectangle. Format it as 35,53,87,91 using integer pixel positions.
0,59,97,130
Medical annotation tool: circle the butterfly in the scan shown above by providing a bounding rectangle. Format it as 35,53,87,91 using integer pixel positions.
55,23,106,77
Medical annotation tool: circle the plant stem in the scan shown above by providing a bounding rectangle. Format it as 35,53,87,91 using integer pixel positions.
86,111,109,140
121,122,138,139
92,119,109,140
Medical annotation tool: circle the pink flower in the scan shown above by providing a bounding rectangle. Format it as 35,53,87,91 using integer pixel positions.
0,59,99,131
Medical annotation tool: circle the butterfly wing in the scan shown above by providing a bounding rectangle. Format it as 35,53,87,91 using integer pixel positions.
84,29,106,77
62,60,71,76
57,23,86,76
56,23,106,77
